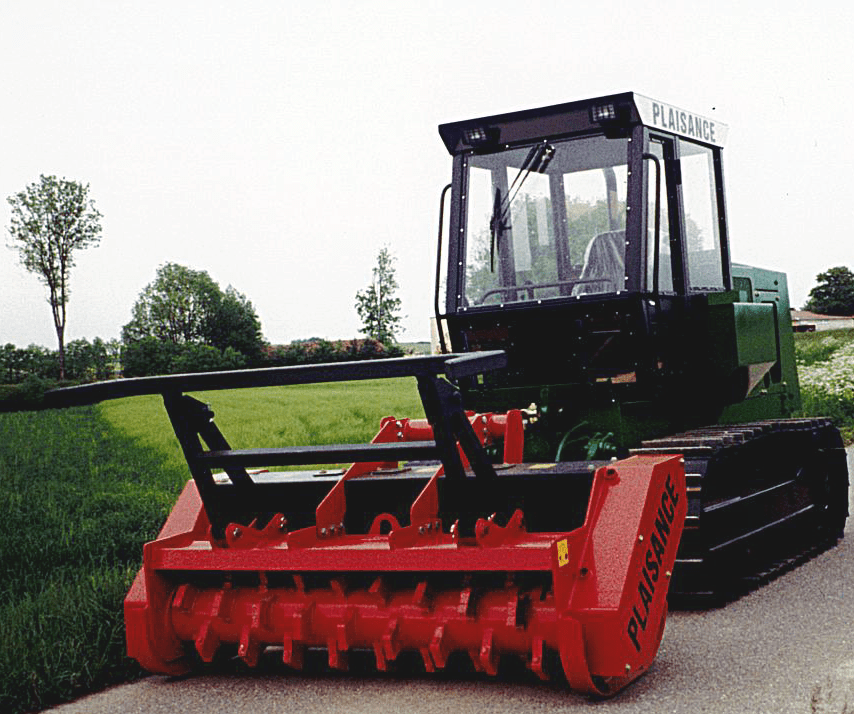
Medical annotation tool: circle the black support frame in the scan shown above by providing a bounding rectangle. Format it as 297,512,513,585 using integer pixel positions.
42,352,508,537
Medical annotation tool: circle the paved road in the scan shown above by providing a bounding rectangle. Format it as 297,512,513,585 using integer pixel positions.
47,450,854,714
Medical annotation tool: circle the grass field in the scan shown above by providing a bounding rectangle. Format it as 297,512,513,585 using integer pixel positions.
0,407,187,713
99,378,426,472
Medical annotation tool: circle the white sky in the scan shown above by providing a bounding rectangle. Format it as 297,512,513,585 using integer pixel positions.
1,1,852,349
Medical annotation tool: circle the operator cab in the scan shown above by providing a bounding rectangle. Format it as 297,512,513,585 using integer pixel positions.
438,93,730,316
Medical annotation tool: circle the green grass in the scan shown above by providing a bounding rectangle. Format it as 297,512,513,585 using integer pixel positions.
100,378,426,472
0,377,425,713
0,407,187,713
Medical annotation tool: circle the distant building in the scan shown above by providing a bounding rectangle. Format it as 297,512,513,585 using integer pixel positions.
790,309,854,332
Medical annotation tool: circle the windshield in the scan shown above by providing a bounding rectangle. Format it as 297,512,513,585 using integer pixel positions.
461,134,629,308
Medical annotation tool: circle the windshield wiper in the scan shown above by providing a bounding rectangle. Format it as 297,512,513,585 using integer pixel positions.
489,187,505,272
490,143,555,272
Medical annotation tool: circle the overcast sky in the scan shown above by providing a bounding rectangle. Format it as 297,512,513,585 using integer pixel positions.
2,1,852,349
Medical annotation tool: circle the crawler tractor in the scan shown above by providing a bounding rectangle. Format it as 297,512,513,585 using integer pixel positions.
35,93,848,695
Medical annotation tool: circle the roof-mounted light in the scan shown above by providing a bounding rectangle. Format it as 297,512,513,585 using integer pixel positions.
462,126,500,148
589,100,632,137
590,103,618,122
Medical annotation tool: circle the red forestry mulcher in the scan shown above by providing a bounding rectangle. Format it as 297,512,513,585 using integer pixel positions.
44,351,686,696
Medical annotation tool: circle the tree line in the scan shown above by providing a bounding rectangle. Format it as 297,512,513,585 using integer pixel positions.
1,255,403,384
5,175,406,386
1,339,120,384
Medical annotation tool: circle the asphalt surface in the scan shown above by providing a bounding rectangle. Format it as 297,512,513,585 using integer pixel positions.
46,449,854,714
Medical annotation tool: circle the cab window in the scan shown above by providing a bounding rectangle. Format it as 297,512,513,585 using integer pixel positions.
461,134,628,307
679,140,724,290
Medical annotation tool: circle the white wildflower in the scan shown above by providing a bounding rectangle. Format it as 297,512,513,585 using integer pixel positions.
798,342,854,399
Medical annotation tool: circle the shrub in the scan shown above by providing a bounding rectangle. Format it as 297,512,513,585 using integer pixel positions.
171,343,246,374
121,337,179,377
121,339,247,376
265,338,403,366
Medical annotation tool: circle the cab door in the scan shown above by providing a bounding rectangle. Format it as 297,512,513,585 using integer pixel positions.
675,139,730,293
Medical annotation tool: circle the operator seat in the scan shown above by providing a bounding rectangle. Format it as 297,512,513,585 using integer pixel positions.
572,230,626,296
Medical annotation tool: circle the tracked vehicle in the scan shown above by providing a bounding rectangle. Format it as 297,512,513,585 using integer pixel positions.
35,93,847,694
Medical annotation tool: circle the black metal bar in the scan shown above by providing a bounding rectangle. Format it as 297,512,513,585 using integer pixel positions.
193,405,254,489
415,373,499,534
162,392,228,535
416,375,462,472
197,441,440,469
643,152,662,296
417,374,469,524
41,352,507,408
434,183,452,354
443,351,507,381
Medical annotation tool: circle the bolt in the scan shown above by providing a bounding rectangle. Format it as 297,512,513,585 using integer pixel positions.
419,526,426,535
319,527,328,537
638,534,644,542
665,570,672,578
625,663,631,673
231,527,242,538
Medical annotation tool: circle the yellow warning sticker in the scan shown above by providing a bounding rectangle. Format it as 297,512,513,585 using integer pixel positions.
557,538,569,567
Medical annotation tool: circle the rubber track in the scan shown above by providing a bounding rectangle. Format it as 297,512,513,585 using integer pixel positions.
631,418,849,606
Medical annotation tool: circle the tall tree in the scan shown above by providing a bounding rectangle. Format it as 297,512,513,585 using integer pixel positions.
122,263,221,344
804,266,854,315
355,247,403,344
122,262,265,364
205,286,265,364
7,175,102,378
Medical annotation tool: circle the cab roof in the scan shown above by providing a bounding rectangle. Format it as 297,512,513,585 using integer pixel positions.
438,92,727,155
